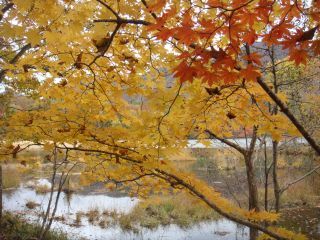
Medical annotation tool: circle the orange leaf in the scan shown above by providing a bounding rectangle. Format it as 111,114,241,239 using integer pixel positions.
289,48,308,65
148,0,166,12
220,69,239,83
239,10,259,27
156,27,175,41
240,64,261,81
243,31,258,45
182,11,193,27
201,71,219,86
208,0,223,7
175,26,198,45
173,61,197,83
244,52,262,66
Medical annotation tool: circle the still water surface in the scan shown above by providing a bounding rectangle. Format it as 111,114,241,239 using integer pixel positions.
4,181,248,240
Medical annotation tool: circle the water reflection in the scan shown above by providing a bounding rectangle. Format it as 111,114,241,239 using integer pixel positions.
4,187,138,215
3,183,249,240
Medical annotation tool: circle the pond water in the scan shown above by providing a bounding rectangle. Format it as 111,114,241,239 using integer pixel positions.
4,186,138,215
3,144,319,240
3,181,249,240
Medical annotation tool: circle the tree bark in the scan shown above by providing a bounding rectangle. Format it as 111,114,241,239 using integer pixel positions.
263,140,269,211
244,153,260,240
272,141,281,212
244,154,260,212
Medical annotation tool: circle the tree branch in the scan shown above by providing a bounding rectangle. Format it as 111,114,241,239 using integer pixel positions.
106,173,154,184
94,18,150,26
280,164,320,193
89,23,121,65
0,2,14,21
0,43,32,82
141,0,157,19
155,168,288,240
95,0,119,19
257,77,320,155
55,145,142,164
10,43,32,64
205,129,247,155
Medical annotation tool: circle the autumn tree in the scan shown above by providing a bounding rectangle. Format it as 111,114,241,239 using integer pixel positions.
264,54,320,212
0,0,319,239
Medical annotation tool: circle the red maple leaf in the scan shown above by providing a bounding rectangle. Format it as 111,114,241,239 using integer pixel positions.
243,31,258,45
156,27,175,41
289,48,308,65
173,61,197,83
244,52,262,66
240,64,261,81
148,0,166,13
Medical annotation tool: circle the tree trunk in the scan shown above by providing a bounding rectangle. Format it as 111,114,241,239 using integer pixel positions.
244,153,260,240
39,151,57,240
263,140,269,211
206,127,261,240
272,141,280,212
244,155,260,211
43,172,67,238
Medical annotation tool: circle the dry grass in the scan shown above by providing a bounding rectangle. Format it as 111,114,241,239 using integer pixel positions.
2,165,21,189
85,208,100,224
25,200,40,209
35,185,51,194
74,212,84,226
98,219,109,228
54,215,66,222
117,193,220,231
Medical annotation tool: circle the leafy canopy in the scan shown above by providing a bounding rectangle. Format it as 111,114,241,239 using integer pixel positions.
0,0,319,239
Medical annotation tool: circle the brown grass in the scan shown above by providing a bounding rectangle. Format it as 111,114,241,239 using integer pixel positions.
26,201,40,209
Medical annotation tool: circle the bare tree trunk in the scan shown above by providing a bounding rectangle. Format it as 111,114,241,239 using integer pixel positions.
272,141,280,212
263,140,269,211
43,171,68,237
244,152,260,240
267,46,281,213
39,150,57,240
244,154,260,212
40,149,75,240
247,128,260,240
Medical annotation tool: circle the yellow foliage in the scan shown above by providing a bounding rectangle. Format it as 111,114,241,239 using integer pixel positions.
0,1,318,239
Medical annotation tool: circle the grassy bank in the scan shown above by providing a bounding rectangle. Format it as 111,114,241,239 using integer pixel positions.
118,193,220,230
79,193,220,232
0,212,68,240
